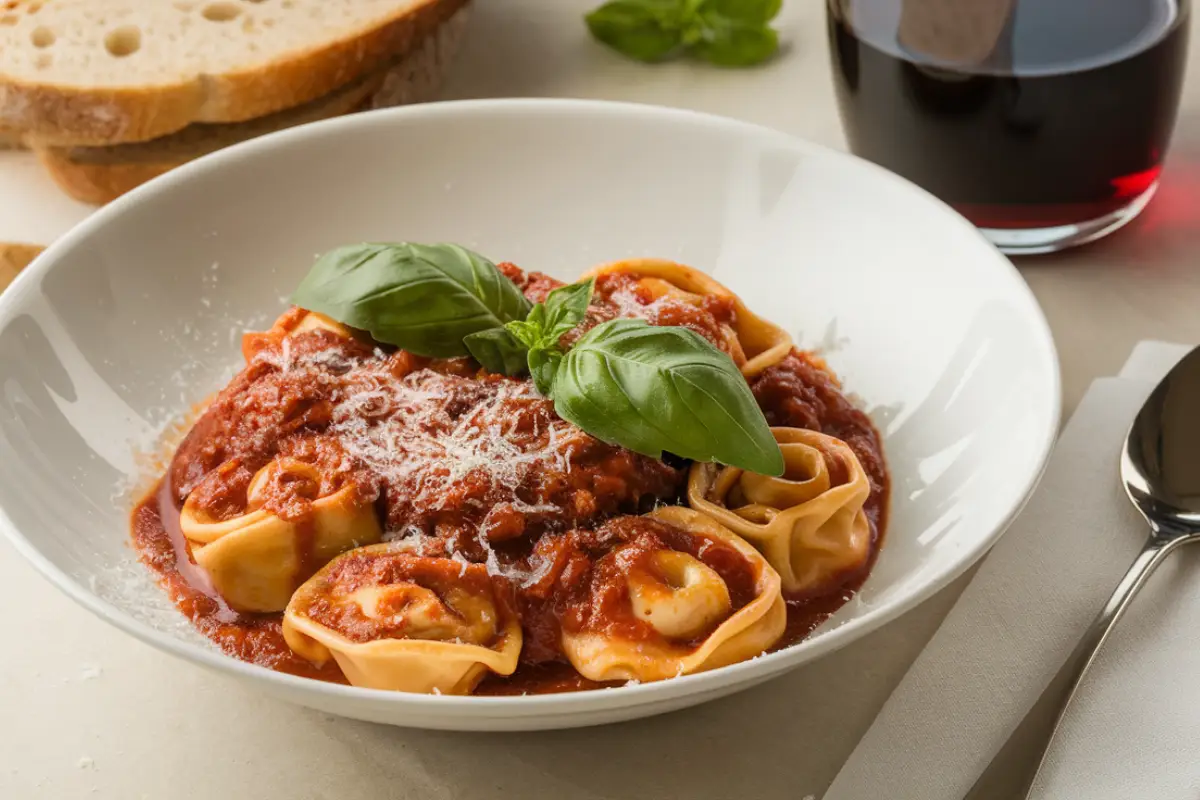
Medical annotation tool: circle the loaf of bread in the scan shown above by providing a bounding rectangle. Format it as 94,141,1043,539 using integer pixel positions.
0,0,471,202
0,0,470,145
34,6,469,204
0,243,44,291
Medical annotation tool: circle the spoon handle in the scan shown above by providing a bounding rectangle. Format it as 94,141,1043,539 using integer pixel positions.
966,533,1182,800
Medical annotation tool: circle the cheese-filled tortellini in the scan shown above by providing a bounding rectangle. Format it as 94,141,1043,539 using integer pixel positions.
180,458,382,613
688,427,872,595
558,507,785,683
583,258,793,377
282,544,523,694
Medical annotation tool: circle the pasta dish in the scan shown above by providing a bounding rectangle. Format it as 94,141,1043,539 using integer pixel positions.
131,245,889,695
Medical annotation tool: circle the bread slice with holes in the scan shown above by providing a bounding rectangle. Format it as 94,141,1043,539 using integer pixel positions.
32,5,468,204
0,0,470,147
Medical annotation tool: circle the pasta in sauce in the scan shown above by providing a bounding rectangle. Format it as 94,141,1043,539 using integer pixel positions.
131,258,889,695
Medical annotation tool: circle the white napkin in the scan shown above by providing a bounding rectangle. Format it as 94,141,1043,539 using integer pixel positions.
825,341,1200,800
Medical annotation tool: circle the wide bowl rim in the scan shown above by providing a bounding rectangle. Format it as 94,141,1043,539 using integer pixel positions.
0,97,1061,715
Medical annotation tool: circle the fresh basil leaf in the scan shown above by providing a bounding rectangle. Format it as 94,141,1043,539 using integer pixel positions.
539,278,596,345
528,348,563,396
500,278,595,393
700,0,780,25
586,0,685,63
693,16,779,66
543,278,595,329
525,303,549,334
552,318,784,475
504,278,595,353
464,328,530,376
506,318,544,350
292,243,532,358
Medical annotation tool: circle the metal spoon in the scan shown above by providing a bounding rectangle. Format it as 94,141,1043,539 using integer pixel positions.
968,345,1200,799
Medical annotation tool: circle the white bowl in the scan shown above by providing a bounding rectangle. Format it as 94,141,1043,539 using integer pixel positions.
0,99,1059,730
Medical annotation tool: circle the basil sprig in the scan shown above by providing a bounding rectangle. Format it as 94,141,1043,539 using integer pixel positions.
292,243,531,358
464,278,594,392
506,278,595,394
293,243,784,476
585,0,781,67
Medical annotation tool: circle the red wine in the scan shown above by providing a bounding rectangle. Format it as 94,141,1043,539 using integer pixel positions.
828,0,1190,232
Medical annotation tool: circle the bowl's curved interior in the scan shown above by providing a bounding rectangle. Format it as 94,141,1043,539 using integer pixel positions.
0,100,1059,728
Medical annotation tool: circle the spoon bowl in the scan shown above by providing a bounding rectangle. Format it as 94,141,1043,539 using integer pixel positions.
1123,345,1200,533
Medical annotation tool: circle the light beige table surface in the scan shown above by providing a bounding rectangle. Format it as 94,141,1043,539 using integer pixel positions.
2,2,1199,798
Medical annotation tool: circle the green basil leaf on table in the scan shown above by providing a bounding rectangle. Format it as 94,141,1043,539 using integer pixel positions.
292,242,532,358
700,0,780,25
692,16,779,66
464,328,531,376
585,0,780,67
585,0,685,63
552,318,785,476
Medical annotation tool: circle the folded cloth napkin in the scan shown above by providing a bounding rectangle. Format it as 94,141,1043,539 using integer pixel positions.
824,341,1200,800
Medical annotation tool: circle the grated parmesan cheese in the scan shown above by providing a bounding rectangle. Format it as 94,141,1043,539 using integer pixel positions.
241,337,596,583
323,364,585,519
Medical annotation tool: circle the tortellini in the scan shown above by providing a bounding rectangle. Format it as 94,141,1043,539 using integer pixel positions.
559,507,786,683
583,258,793,377
282,544,522,694
180,458,382,613
688,427,872,595
240,307,358,362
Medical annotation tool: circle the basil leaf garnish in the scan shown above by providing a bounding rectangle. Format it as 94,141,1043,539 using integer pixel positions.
464,328,530,376
498,278,596,389
506,316,544,351
541,278,594,340
292,243,532,358
292,251,783,476
552,318,785,476
528,348,564,395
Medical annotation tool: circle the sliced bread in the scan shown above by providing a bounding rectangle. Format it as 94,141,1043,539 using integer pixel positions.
0,243,44,290
0,0,469,147
33,4,469,205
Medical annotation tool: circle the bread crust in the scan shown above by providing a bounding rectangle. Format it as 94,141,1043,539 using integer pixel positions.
36,150,174,205
0,243,45,291
3,0,469,147
0,128,24,149
50,70,387,166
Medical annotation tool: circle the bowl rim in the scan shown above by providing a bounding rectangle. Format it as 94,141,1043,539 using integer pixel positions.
0,97,1061,714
